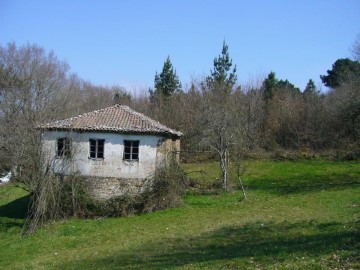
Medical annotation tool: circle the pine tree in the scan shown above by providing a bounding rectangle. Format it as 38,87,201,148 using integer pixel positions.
149,56,181,126
303,79,317,95
320,58,360,88
154,56,181,97
277,79,301,94
206,41,237,88
263,71,278,102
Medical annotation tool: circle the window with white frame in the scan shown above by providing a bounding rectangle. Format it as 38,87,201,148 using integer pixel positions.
123,140,139,161
89,139,105,159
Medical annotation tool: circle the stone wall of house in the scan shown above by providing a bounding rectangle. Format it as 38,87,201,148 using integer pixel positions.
155,137,181,167
82,177,151,200
173,138,181,162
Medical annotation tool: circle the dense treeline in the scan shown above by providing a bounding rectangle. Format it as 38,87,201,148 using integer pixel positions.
148,45,360,155
144,44,360,160
0,40,359,188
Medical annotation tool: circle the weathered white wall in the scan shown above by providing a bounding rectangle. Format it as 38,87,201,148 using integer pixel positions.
42,131,164,179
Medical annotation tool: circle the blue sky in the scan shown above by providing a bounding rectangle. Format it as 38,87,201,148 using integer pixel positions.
1,0,359,92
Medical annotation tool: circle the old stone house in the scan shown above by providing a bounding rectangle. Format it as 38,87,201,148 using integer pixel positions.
39,105,182,199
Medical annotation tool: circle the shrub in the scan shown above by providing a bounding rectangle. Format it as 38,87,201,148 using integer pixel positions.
24,173,94,234
141,161,186,212
24,161,186,234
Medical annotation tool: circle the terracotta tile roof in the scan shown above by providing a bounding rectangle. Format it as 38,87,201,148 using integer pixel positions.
39,105,182,137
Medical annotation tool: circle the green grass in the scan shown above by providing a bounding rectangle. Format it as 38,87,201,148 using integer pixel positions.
0,159,359,269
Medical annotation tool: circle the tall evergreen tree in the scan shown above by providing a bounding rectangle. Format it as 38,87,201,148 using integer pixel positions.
149,56,181,126
263,72,301,100
320,58,360,88
277,79,301,94
153,56,181,97
206,41,237,88
263,71,278,101
303,79,317,95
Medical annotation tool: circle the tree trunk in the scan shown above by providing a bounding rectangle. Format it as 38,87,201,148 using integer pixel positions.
220,149,229,190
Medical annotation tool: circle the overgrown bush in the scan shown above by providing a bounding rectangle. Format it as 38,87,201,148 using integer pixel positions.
24,173,94,234
141,160,186,212
24,161,186,234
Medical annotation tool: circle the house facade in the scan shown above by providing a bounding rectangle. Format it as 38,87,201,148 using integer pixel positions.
40,105,182,199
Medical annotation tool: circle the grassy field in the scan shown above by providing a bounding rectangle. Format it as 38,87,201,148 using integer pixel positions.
0,159,359,269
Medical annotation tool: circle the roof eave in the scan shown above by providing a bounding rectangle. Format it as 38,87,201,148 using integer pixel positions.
39,126,183,137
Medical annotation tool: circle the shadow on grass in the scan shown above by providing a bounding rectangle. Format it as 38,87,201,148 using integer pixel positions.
0,194,30,219
56,221,360,269
246,171,360,195
0,194,30,232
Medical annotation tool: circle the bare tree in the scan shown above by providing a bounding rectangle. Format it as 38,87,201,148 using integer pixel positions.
0,42,70,191
326,80,360,146
300,84,331,149
200,42,237,190
238,85,265,150
180,82,203,151
352,33,360,62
